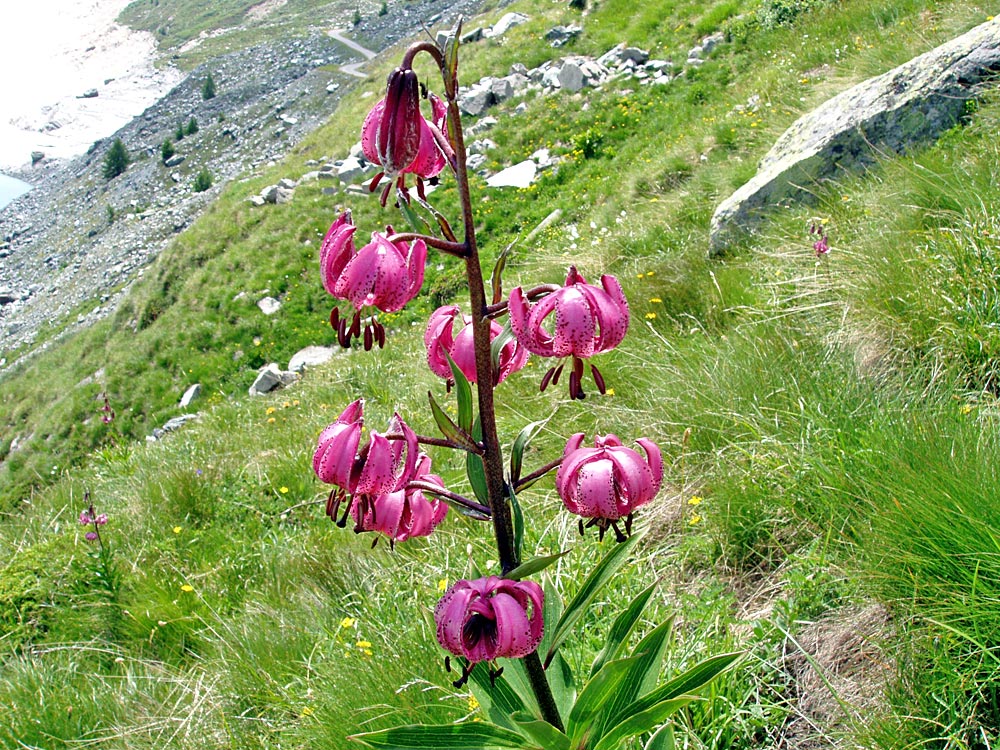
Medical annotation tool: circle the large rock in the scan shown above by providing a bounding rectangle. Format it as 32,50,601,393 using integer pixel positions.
487,160,537,188
486,12,529,38
288,345,337,373
710,18,1000,255
249,363,298,396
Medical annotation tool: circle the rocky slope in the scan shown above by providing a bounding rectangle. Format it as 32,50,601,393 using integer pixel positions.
0,0,494,370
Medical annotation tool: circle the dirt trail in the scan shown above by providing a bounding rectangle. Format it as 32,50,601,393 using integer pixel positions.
327,29,378,78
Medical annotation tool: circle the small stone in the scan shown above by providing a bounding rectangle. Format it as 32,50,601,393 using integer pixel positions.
179,383,201,408
258,296,282,315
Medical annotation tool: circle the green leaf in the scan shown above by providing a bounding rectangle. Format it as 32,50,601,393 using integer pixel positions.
445,352,474,433
538,577,563,658
644,724,675,750
489,242,514,304
349,722,533,749
599,618,673,736
503,551,569,581
593,617,676,740
590,582,659,678
545,650,577,722
434,492,490,521
511,712,571,750
428,391,479,452
509,420,546,487
544,533,642,668
490,325,516,374
398,198,433,234
468,662,530,732
608,652,743,728
566,655,642,744
593,698,690,750
509,485,524,563
466,418,488,505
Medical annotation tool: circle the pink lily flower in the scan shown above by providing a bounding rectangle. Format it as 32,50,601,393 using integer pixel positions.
556,433,663,542
312,401,421,532
509,266,629,399
362,68,450,202
351,454,448,545
320,211,428,349
312,399,365,490
424,305,528,385
435,576,544,684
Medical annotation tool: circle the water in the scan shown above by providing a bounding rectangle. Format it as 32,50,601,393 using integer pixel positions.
0,174,32,211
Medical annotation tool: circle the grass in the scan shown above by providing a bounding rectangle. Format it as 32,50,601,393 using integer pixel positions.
4,0,1000,746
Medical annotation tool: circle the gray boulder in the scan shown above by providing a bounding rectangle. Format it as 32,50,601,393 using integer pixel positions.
459,87,493,117
710,17,1000,255
486,12,529,38
337,156,366,184
288,345,337,373
257,296,282,315
558,61,585,92
249,363,298,396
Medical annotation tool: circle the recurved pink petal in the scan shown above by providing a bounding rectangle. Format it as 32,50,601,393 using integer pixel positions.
404,238,428,309
319,214,357,296
549,287,596,358
361,100,385,164
590,275,630,353
354,432,395,496
435,583,475,655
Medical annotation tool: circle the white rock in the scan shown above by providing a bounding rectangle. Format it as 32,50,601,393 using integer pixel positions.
257,296,282,315
288,345,336,373
179,383,201,408
486,12,529,38
487,160,537,188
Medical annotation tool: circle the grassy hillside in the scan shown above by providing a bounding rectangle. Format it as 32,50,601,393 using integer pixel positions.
4,0,1000,746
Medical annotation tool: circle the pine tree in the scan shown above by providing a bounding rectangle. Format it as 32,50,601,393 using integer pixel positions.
201,72,216,100
102,139,129,180
175,123,185,141
185,117,199,136
193,169,213,193
161,139,175,164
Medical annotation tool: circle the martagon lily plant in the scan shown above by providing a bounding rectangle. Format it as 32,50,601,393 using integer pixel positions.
308,27,740,750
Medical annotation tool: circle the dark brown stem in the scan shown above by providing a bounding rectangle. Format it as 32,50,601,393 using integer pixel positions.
407,480,491,518
401,41,446,72
485,284,560,316
388,232,470,258
385,431,478,452
515,457,563,491
436,51,564,733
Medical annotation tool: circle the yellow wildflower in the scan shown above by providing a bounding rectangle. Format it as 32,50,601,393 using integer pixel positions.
173,526,182,534
688,514,702,526
688,496,703,506
279,486,289,494
645,312,657,320
340,617,356,629
649,297,662,303
437,578,449,592
181,584,194,592
266,406,277,415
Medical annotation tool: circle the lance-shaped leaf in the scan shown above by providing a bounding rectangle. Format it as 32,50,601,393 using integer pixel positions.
544,532,642,668
509,420,546,487
592,698,691,750
509,483,524,562
466,418,488,505
348,721,533,749
546,650,577,722
644,724,675,750
468,662,530,733
590,582,660,678
445,352,474,433
538,576,563,659
444,20,461,98
490,325,516,374
565,655,642,744
490,242,515,304
428,391,479,452
503,551,569,582
399,198,433,234
606,652,743,729
593,618,676,740
427,490,491,521
511,712,571,750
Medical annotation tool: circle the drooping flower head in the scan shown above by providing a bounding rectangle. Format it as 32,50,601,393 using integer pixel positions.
79,492,108,544
362,67,451,204
556,433,663,542
509,266,629,399
810,223,830,257
312,400,423,535
435,576,544,685
320,211,428,349
424,305,528,385
351,454,448,546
